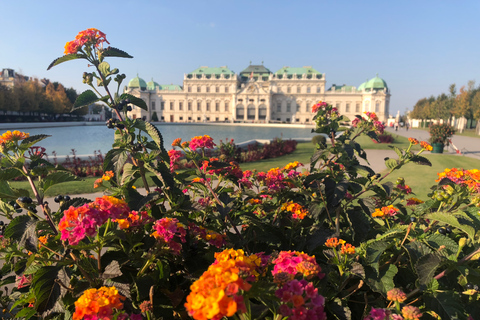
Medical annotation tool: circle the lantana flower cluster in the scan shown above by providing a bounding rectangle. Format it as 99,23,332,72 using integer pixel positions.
72,286,125,320
115,210,153,230
325,237,356,255
64,28,110,55
184,249,265,320
281,201,309,220
189,135,216,150
351,112,385,134
436,168,480,193
189,223,227,248
275,279,327,320
94,170,114,188
372,205,400,219
58,196,130,245
152,217,187,255
272,251,323,283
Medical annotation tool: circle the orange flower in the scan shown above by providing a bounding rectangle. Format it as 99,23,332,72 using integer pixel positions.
340,243,356,255
408,137,419,145
325,237,340,248
64,28,109,55
402,305,423,320
73,286,125,320
0,130,30,143
420,141,432,151
387,288,407,303
172,138,182,147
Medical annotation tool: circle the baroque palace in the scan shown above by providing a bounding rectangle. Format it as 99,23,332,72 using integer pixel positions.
124,64,390,124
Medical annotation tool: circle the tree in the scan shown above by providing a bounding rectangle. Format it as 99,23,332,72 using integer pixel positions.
151,111,159,121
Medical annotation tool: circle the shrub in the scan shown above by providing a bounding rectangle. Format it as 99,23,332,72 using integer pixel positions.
1,29,479,320
372,132,395,143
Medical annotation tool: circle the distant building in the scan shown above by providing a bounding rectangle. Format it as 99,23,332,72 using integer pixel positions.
1,68,31,88
124,64,390,123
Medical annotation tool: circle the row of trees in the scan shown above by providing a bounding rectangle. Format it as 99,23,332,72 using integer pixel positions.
410,81,480,128
0,77,86,116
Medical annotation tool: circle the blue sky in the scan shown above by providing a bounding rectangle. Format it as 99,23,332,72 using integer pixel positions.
2,0,480,116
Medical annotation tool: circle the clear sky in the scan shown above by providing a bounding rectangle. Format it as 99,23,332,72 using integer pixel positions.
2,0,480,116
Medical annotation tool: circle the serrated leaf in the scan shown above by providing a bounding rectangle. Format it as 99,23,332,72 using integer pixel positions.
353,165,374,178
0,199,15,215
385,158,398,169
20,134,51,149
411,155,432,166
14,307,36,319
364,264,397,294
47,54,85,70
426,233,459,256
101,260,122,280
120,93,147,111
102,47,133,58
365,240,389,273
32,266,61,313
0,167,23,181
73,90,100,111
104,149,128,180
41,171,80,193
389,145,404,158
121,163,139,185
415,253,444,286
350,262,365,278
4,215,38,250
424,211,476,240
346,207,370,242
358,197,375,215
131,119,165,152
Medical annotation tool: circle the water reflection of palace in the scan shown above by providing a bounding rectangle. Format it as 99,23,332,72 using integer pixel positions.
124,64,390,123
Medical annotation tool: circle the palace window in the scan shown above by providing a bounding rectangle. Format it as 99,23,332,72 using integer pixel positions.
179,116,183,121
296,104,300,112
197,86,201,93
206,86,210,93
206,102,210,111
197,102,201,111
346,103,350,112
287,102,291,112
224,101,229,112
297,86,301,93
161,101,165,110
336,103,340,110
376,101,380,112
307,87,311,93
170,102,174,110
216,86,219,93
197,117,201,121
287,87,291,93
356,102,360,112
225,86,229,93
179,102,183,110
188,86,191,92
277,102,281,112
215,102,220,112
316,87,321,93
188,102,192,111
151,101,156,110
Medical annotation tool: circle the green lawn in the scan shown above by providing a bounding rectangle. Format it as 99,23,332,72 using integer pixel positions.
381,154,480,200
10,135,479,198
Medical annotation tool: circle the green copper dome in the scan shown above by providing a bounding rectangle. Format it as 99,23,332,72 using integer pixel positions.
147,79,160,91
128,75,147,90
357,81,367,91
364,75,388,91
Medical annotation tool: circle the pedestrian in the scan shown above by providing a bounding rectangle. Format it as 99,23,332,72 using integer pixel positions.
406,123,409,131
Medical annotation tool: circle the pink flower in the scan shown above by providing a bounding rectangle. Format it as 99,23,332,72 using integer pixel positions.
189,135,216,150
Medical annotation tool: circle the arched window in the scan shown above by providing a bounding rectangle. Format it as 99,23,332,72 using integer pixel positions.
236,105,245,120
258,105,267,120
247,104,256,120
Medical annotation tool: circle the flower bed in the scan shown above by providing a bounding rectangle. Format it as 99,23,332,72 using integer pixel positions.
0,29,479,320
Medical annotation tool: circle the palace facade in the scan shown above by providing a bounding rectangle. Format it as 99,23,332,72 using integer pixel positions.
124,64,390,124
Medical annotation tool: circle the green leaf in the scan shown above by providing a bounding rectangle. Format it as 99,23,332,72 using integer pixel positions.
426,233,459,257
47,53,85,70
131,119,165,152
364,264,397,295
365,240,389,273
424,211,476,240
41,171,80,193
0,167,23,181
32,266,61,313
4,215,38,250
121,163,139,185
346,207,370,242
73,90,100,111
0,199,15,215
102,47,133,58
19,134,51,150
327,298,352,320
120,93,148,111
423,291,467,320
389,145,403,158
98,61,111,76
411,155,432,166
14,307,36,319
385,158,398,170
415,253,444,286
104,149,128,180
353,165,375,178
